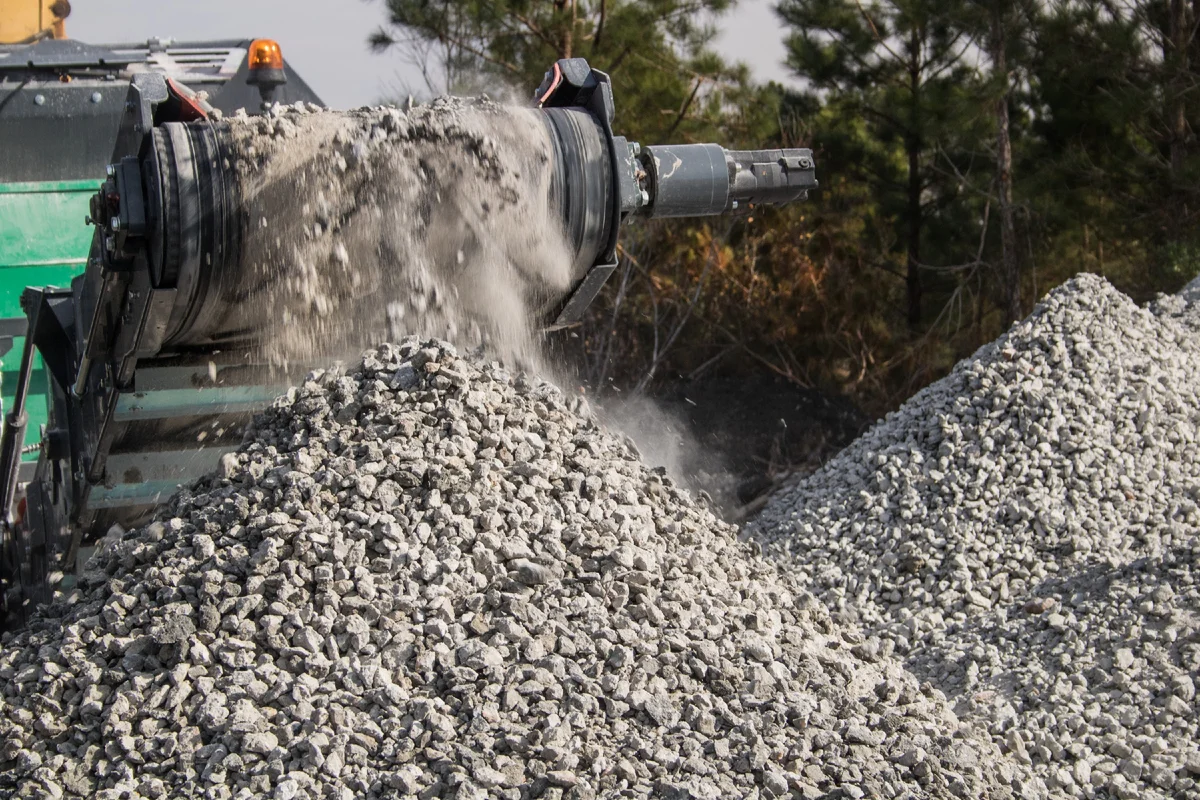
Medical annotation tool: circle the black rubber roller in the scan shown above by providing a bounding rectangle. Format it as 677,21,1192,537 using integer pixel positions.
143,121,242,348
541,107,615,278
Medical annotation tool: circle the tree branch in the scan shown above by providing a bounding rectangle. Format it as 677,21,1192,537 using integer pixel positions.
666,78,704,137
433,28,521,74
853,0,906,63
593,0,607,53
608,43,634,73
510,10,561,54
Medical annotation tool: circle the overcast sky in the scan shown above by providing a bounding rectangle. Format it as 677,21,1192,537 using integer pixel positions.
69,0,791,109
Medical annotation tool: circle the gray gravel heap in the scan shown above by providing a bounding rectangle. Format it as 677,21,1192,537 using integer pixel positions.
0,338,1041,799
750,274,1200,800
1153,275,1200,334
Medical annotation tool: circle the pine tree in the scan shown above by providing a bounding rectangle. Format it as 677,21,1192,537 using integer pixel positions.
778,0,985,328
367,0,747,143
1022,0,1200,294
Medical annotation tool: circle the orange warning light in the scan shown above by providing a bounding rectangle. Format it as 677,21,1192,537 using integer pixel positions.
248,39,284,71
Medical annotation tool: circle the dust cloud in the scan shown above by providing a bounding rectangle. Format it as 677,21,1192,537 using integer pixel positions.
222,99,574,373
594,394,737,512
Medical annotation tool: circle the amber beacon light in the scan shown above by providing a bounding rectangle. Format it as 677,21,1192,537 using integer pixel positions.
246,38,287,106
248,38,284,70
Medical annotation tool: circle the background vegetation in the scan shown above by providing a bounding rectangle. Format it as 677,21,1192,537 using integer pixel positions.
369,0,1200,417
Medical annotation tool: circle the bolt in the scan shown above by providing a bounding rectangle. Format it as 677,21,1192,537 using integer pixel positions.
33,94,45,106
91,92,103,104
731,201,739,210
106,164,116,177
631,142,642,156
110,217,121,231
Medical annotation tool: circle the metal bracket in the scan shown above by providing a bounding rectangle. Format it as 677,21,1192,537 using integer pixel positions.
536,58,626,329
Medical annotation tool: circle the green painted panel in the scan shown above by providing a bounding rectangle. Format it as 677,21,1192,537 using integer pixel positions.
88,480,183,510
0,180,100,194
114,386,282,421
0,180,97,461
0,180,100,195
0,265,82,320
0,180,98,265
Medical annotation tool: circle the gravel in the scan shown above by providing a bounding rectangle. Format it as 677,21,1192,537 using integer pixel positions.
0,338,1043,799
1154,275,1200,334
1178,275,1200,304
750,274,1200,800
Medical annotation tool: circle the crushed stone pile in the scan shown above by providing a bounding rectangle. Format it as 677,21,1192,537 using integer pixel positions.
222,100,574,370
1180,274,1200,304
1153,275,1200,333
0,339,1044,800
750,274,1200,800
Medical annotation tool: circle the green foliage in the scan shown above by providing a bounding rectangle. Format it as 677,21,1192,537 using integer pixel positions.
370,0,753,143
760,0,1200,411
1021,0,1199,296
778,0,993,327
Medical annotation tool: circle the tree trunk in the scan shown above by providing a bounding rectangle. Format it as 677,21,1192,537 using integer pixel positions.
906,35,922,329
992,0,1020,325
906,139,922,328
1169,0,1189,178
1192,0,1200,66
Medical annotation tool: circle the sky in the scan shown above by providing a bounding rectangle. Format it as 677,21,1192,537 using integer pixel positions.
69,0,792,110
